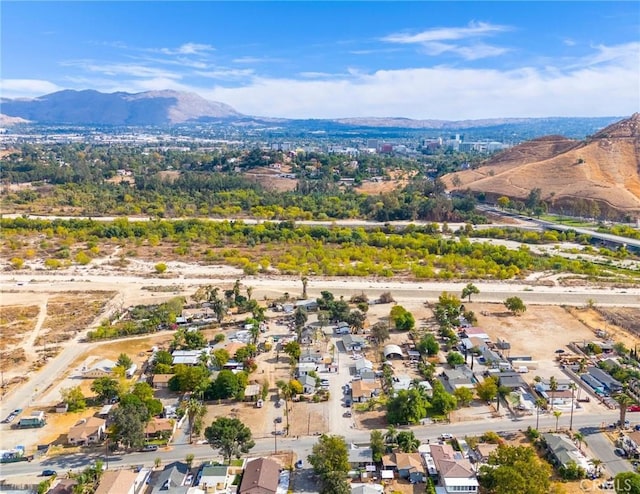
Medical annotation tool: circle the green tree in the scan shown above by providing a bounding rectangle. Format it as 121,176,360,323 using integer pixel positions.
616,393,635,428
204,417,255,464
110,401,148,451
116,353,133,370
431,380,458,416
454,387,474,407
370,322,390,346
301,276,309,299
208,369,244,400
370,430,385,463
504,297,526,316
417,333,440,356
308,435,350,494
614,472,640,494
211,348,231,369
185,453,195,469
387,389,428,425
476,377,498,402
479,445,551,494
168,364,210,392
390,305,415,331
461,283,480,303
397,431,420,452
284,341,301,362
553,410,562,431
497,196,511,209
347,309,366,333
154,262,167,274
294,306,308,334
184,399,207,443
90,377,120,403
60,386,86,412
447,352,465,367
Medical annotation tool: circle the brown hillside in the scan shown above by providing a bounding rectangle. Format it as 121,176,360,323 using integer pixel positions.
443,114,640,219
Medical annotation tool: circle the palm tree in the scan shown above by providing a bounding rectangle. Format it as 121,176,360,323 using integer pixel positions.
397,431,420,453
246,286,253,301
615,393,634,428
301,276,309,299
553,410,562,431
549,376,558,411
568,382,577,430
573,431,585,452
589,458,603,476
276,380,293,435
384,425,398,448
535,398,546,430
185,399,206,443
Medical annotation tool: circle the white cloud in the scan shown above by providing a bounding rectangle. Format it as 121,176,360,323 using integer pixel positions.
159,43,215,56
201,44,639,119
62,61,182,80
0,79,61,98
195,68,254,80
382,21,510,44
232,56,282,64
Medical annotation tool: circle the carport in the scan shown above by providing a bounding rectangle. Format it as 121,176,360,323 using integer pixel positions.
383,344,404,359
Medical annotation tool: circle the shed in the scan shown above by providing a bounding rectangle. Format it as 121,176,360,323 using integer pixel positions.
383,344,404,359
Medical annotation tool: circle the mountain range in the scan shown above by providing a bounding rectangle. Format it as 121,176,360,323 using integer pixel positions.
0,90,622,136
442,113,640,219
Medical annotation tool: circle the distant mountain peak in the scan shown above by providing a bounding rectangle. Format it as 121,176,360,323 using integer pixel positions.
0,89,242,125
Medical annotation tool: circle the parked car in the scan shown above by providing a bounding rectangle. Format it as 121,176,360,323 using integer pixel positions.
274,417,282,424
41,470,57,477
295,460,303,469
141,444,158,452
440,433,454,440
614,448,627,457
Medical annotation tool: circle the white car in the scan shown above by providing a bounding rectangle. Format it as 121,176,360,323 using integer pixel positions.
440,433,454,440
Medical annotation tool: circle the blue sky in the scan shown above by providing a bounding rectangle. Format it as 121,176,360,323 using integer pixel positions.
2,1,639,119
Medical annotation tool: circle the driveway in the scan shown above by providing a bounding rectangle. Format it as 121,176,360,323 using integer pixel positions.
324,336,358,435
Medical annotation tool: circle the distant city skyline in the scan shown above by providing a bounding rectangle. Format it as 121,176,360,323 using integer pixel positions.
1,1,639,120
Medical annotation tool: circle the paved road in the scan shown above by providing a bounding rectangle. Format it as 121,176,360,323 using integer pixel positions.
581,426,635,477
0,409,624,480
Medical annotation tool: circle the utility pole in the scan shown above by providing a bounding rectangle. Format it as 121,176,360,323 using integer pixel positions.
273,420,278,454
105,437,109,470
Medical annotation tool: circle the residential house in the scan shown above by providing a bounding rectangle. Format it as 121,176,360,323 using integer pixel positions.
149,461,196,494
351,380,380,403
461,327,490,341
299,348,326,364
335,322,351,335
441,367,475,393
348,445,374,469
301,375,317,395
382,452,426,483
391,374,412,393
238,457,280,494
429,443,479,494
534,387,574,407
152,374,173,389
296,362,317,378
83,359,116,378
351,485,383,494
541,433,590,471
536,378,574,392
580,373,605,395
474,443,498,464
172,350,208,366
199,464,232,493
342,335,366,352
479,348,504,368
295,299,318,311
460,337,487,354
48,479,78,494
359,370,377,382
588,367,622,394
94,469,148,494
353,358,373,376
67,417,106,446
497,372,527,391
145,418,175,440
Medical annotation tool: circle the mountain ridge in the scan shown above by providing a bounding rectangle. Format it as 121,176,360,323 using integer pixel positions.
0,89,625,131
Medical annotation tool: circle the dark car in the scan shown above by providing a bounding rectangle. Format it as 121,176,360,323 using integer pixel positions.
41,470,57,477
141,444,158,452
614,448,627,457
555,349,566,354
